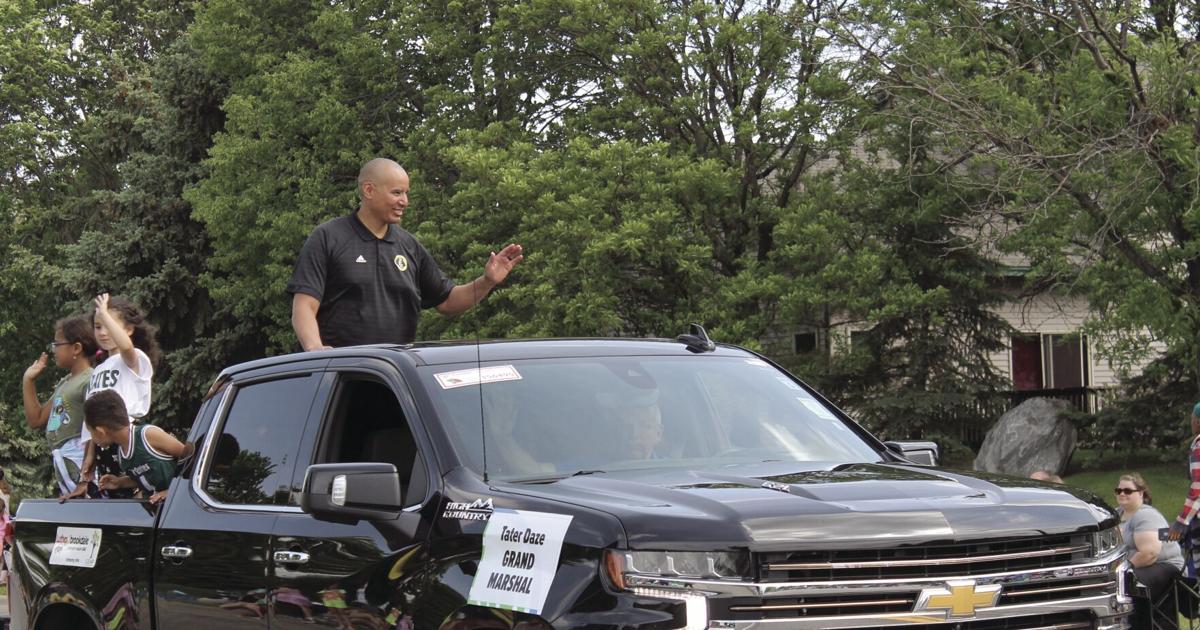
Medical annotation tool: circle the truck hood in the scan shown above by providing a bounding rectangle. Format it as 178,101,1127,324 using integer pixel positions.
498,463,1116,551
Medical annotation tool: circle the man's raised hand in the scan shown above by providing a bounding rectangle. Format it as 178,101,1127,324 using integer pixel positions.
484,243,524,285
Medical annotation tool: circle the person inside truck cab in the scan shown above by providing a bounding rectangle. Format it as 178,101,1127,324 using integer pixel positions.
484,387,553,477
610,392,665,461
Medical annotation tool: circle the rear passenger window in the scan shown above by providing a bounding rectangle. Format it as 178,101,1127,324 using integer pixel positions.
203,374,321,506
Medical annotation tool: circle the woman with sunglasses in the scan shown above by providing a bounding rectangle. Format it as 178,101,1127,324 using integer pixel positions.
1117,473,1184,628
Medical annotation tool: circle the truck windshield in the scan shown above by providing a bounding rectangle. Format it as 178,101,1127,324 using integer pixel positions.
418,355,881,481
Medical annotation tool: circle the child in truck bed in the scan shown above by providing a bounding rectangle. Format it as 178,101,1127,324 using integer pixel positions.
22,315,97,496
82,390,185,505
69,293,161,501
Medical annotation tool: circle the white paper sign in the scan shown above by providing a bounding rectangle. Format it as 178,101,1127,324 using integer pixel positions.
49,526,102,568
467,509,573,614
435,365,523,389
800,398,838,420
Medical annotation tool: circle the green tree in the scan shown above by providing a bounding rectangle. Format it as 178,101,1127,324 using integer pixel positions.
418,131,737,340
56,35,231,431
551,0,864,277
185,0,640,349
0,403,52,508
186,0,402,352
0,0,1031,474
184,0,1014,455
1,1,199,493
772,124,1013,441
858,0,1200,385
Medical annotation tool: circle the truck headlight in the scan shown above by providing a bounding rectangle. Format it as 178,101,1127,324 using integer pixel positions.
1092,526,1122,558
603,550,749,590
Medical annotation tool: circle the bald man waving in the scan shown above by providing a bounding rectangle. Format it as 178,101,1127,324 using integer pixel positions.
287,158,524,350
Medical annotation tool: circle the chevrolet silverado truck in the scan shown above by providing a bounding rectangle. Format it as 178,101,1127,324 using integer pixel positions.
8,330,1132,629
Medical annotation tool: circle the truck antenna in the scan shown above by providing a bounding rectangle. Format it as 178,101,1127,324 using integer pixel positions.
676,323,716,353
474,269,489,484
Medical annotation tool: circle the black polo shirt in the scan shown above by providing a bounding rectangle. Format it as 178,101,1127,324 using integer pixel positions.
286,213,455,346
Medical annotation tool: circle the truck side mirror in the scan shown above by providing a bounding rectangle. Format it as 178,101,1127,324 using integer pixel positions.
884,440,939,466
300,463,404,523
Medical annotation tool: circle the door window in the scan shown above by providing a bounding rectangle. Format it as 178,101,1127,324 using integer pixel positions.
202,374,321,506
301,376,428,508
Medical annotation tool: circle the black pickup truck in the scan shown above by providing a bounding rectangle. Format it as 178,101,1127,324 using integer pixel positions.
8,334,1132,630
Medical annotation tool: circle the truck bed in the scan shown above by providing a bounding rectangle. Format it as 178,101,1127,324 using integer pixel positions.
9,500,159,630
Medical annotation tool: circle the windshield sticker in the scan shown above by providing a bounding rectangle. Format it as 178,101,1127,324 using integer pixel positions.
435,365,523,389
467,508,573,615
443,497,495,521
49,526,102,568
800,398,838,420
745,358,769,367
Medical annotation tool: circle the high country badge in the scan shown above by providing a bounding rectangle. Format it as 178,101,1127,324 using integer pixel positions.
443,497,494,521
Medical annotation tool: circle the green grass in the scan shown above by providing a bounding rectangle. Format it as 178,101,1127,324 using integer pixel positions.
1064,463,1190,519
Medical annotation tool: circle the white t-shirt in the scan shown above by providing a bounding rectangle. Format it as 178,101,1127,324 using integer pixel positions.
81,349,153,443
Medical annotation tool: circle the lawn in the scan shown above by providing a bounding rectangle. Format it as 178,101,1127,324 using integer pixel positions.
1064,463,1191,519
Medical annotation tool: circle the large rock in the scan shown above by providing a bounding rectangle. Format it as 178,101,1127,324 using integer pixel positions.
974,397,1076,476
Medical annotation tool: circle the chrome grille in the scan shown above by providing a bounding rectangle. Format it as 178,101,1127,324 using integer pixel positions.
999,577,1116,605
870,611,1093,630
758,533,1092,581
705,576,1115,622
712,594,918,620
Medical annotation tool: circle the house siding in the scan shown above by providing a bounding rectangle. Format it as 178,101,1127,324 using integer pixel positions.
764,292,1164,391
987,293,1162,389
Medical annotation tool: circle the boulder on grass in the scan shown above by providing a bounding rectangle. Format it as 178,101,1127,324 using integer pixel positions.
974,397,1076,477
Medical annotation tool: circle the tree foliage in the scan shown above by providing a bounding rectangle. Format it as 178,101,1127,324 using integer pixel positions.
6,0,1190,496
771,121,1013,439
856,0,1200,381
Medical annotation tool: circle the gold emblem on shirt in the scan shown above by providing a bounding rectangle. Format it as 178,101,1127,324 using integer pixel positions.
394,255,408,272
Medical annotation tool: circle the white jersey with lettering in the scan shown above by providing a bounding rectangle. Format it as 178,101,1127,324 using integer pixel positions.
80,349,153,443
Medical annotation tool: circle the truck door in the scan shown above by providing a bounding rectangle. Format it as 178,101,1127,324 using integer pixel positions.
269,362,439,629
154,368,327,628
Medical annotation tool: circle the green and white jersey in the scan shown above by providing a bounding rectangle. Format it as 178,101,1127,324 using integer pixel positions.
117,425,176,494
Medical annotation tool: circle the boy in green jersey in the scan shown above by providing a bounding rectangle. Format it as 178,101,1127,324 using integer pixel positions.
83,390,186,505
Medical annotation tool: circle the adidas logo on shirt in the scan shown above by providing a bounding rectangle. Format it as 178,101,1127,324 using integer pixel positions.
355,255,367,263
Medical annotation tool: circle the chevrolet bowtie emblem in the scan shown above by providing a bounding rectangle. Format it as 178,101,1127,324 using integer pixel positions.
914,580,1001,618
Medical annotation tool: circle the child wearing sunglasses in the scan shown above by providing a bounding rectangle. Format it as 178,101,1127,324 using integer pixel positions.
21,315,98,495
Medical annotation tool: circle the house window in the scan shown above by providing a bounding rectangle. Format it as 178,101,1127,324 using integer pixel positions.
794,332,817,354
1043,334,1088,389
1011,335,1042,391
1010,333,1089,390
